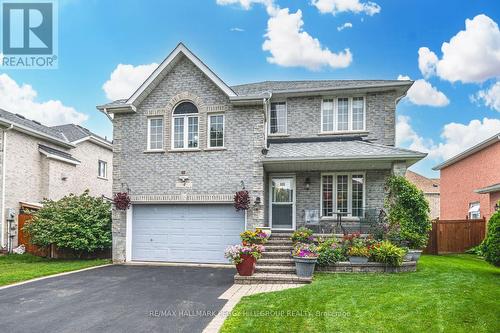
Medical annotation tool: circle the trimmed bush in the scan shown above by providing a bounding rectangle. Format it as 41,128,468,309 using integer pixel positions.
23,191,112,256
481,211,500,266
385,175,431,249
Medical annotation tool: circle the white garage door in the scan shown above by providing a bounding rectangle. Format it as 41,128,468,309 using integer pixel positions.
132,204,245,263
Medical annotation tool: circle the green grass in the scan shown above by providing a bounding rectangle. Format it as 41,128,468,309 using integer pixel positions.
221,255,500,333
0,253,110,286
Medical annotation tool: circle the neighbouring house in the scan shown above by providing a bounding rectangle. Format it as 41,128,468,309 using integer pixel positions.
98,43,426,264
433,133,500,221
0,109,113,251
406,170,440,219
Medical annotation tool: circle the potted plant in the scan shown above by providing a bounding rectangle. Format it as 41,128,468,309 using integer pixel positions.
291,227,314,244
348,244,370,264
292,243,318,278
240,228,269,245
224,244,264,276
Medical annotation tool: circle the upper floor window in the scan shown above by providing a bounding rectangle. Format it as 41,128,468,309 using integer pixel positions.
98,160,107,179
208,114,224,148
147,117,164,150
172,102,199,149
269,102,287,135
321,97,365,133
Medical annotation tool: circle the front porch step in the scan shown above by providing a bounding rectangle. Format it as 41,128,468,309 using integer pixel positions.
266,239,294,245
262,251,291,258
258,258,295,266
234,273,312,285
264,245,293,252
269,233,293,239
256,265,296,273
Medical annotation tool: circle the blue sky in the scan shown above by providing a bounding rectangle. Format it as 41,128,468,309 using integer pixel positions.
1,0,499,178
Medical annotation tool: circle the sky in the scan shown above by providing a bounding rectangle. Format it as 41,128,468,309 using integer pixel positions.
1,0,499,178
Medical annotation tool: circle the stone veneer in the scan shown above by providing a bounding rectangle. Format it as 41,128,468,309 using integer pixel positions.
315,261,417,273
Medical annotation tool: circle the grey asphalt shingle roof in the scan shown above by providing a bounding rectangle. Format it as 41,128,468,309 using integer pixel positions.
97,99,128,109
231,80,410,96
0,108,67,141
265,140,426,161
51,124,111,143
38,144,80,163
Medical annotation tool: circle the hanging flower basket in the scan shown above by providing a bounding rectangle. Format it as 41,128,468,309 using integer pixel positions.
113,192,131,210
234,190,250,211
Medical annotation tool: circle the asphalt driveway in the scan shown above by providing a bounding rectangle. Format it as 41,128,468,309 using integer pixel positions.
0,265,235,333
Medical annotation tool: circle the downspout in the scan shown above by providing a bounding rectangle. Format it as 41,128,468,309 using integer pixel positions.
1,124,13,249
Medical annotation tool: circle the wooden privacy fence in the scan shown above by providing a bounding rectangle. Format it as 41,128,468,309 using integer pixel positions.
17,213,49,257
424,217,487,254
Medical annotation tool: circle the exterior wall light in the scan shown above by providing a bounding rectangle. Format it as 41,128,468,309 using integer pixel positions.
254,196,261,206
305,177,311,190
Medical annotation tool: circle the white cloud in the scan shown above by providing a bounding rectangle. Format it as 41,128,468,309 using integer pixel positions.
0,74,87,126
397,75,449,107
397,115,500,161
417,47,438,78
419,14,500,83
472,81,500,112
216,0,276,14
263,8,352,70
337,22,353,31
230,27,245,32
102,63,158,101
312,0,381,16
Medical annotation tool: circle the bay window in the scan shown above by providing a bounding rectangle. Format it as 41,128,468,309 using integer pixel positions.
172,101,199,149
321,97,365,132
321,173,365,218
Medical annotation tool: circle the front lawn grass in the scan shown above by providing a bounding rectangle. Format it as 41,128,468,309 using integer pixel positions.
221,255,500,333
0,253,110,286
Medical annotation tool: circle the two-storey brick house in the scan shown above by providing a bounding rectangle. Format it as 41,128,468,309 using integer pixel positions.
98,43,426,264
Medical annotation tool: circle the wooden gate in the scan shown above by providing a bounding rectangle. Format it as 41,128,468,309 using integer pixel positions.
17,213,49,256
424,217,487,254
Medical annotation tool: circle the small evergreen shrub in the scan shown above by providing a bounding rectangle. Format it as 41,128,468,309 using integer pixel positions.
481,211,500,266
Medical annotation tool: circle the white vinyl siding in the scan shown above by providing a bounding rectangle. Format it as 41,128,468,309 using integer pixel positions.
147,117,164,150
321,97,365,133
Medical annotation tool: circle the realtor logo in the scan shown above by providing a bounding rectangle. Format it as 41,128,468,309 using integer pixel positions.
1,0,58,68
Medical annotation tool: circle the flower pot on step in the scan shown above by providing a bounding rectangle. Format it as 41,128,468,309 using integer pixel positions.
348,256,369,264
293,256,317,278
403,252,413,262
236,254,256,276
409,249,423,261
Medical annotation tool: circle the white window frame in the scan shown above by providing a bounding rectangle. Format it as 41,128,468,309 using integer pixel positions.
171,114,199,150
98,160,107,179
320,172,366,219
147,117,164,151
207,113,225,148
468,202,481,219
268,101,287,135
320,96,366,133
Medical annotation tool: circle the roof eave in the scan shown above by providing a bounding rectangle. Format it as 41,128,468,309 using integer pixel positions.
72,136,113,150
38,149,81,165
263,153,426,164
474,184,500,194
0,118,74,148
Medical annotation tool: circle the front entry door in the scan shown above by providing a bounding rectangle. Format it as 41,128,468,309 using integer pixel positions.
270,176,295,230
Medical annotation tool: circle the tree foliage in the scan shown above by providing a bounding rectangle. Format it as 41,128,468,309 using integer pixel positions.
23,191,112,254
385,175,431,249
481,211,500,266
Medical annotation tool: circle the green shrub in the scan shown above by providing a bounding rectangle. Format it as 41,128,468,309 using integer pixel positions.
370,241,406,266
317,238,346,266
23,191,112,256
291,227,314,243
385,175,431,249
481,211,500,266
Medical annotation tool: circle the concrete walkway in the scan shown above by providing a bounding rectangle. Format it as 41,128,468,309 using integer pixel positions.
202,284,303,333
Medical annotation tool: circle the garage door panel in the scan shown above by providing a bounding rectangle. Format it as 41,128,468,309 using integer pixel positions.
132,204,244,263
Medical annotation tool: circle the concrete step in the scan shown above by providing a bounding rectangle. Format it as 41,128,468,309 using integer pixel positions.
269,233,293,239
234,273,312,285
267,239,294,245
262,251,291,258
264,245,293,252
256,265,296,273
258,258,295,266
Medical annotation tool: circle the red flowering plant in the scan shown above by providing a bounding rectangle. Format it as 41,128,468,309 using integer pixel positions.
234,190,250,211
113,192,131,210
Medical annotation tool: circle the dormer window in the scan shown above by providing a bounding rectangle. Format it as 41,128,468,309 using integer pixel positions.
172,102,199,149
321,97,365,133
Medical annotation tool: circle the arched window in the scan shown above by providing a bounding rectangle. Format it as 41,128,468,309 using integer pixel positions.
172,102,199,149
